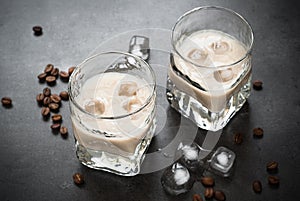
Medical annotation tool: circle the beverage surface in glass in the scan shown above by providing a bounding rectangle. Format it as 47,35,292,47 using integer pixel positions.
167,6,254,131
68,52,156,176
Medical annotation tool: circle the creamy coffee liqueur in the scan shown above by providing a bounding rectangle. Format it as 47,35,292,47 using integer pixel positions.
169,30,251,112
72,72,155,155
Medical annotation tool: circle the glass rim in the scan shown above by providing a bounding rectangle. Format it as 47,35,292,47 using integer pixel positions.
171,6,254,69
68,51,156,120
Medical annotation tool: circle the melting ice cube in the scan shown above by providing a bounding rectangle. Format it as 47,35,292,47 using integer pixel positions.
176,141,211,175
216,152,229,166
187,48,208,63
161,163,194,195
209,146,236,177
214,68,234,82
84,99,105,115
118,81,138,96
210,40,231,54
176,142,201,172
122,97,142,112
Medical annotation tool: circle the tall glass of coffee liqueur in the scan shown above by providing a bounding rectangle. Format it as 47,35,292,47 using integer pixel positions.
167,6,254,131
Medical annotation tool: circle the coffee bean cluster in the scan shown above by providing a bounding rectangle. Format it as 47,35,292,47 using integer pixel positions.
231,127,280,198
233,127,264,145
193,176,226,201
193,162,279,200
267,161,280,186
37,64,75,85
252,161,279,193
36,64,75,138
36,86,69,137
193,161,280,201
191,125,279,200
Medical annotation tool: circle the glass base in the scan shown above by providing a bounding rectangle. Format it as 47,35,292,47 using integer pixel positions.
75,118,156,176
166,77,251,131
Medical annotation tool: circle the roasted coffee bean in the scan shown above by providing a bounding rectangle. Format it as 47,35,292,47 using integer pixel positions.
68,66,76,75
52,114,62,122
36,93,44,104
44,64,54,74
214,190,226,201
200,177,214,187
268,176,279,186
253,127,264,138
50,94,61,104
252,180,262,193
37,72,47,82
50,68,59,77
32,25,43,36
253,80,263,90
234,132,243,144
60,71,69,81
192,194,203,201
1,97,12,107
204,187,214,199
46,76,56,84
266,161,278,172
60,126,68,135
59,91,69,101
49,103,59,111
41,107,50,117
50,123,61,130
73,173,84,185
43,97,51,106
43,87,51,97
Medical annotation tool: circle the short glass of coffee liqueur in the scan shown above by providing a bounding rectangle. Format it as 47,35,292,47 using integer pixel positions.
69,52,156,176
167,6,254,131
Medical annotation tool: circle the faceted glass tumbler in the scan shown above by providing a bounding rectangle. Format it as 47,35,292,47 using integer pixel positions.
166,6,254,131
68,52,156,176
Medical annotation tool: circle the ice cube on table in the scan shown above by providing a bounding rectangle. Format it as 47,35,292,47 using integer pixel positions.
161,163,194,196
209,146,236,177
128,35,150,61
216,152,229,166
175,142,209,174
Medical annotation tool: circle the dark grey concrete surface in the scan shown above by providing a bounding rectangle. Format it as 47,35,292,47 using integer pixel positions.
0,0,299,200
